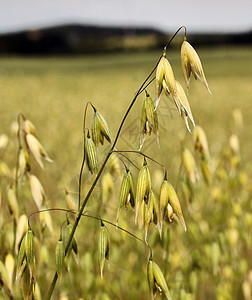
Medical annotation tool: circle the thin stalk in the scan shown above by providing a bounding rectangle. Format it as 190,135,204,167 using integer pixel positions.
113,150,167,172
47,27,186,299
78,101,93,210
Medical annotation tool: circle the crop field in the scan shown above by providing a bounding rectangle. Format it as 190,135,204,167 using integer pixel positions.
0,45,251,299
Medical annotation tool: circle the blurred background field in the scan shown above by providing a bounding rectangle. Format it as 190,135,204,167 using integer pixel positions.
0,44,252,299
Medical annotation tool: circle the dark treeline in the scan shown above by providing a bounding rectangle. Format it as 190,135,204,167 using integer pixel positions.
0,24,251,55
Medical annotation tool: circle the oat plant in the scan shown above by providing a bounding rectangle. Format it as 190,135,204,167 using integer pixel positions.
0,26,217,299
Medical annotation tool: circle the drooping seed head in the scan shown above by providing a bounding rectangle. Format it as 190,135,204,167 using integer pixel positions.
85,132,98,174
26,133,53,169
29,174,46,209
22,119,37,137
152,260,172,300
16,236,27,280
182,148,199,185
0,259,12,294
21,265,33,300
156,55,165,108
163,55,176,96
144,190,154,242
172,80,195,133
15,214,28,254
7,187,19,222
116,169,131,225
98,222,110,279
135,159,151,224
55,239,65,276
181,40,211,94
193,125,210,159
158,178,169,237
166,182,187,232
18,149,30,177
91,110,112,146
25,229,35,272
229,134,240,155
147,258,155,299
65,189,77,219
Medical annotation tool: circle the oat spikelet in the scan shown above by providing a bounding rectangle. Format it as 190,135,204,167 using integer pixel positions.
135,159,151,224
166,183,187,232
22,119,37,137
144,190,154,242
25,229,35,276
140,92,159,149
26,133,53,169
55,239,65,277
147,258,172,300
5,253,15,292
91,110,112,146
181,39,211,94
116,168,135,225
18,149,30,178
182,148,199,185
98,222,110,279
15,214,28,254
29,174,46,209
85,132,98,174
155,52,176,109
158,175,169,238
173,80,195,133
193,125,210,159
7,187,19,222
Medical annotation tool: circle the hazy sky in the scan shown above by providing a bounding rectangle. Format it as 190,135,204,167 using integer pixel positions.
1,0,252,34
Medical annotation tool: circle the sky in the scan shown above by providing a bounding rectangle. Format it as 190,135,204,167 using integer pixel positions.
0,0,252,34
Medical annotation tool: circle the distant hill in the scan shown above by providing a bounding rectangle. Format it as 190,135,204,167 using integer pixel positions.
0,24,251,55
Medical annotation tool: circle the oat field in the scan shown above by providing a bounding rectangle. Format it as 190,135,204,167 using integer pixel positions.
0,45,251,299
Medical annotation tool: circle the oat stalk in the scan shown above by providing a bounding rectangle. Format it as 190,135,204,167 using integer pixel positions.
47,26,187,299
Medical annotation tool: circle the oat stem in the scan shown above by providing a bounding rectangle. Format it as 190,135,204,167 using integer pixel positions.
47,27,186,299
113,150,167,172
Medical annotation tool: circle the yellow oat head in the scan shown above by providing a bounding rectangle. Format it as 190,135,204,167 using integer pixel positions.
135,159,151,224
166,182,187,232
193,125,210,159
181,40,211,94
182,148,199,184
26,133,53,169
158,177,169,237
5,254,15,293
18,149,30,177
173,80,195,133
0,259,12,296
144,190,154,242
22,119,37,137
15,214,28,254
29,174,46,209
91,110,112,146
7,187,19,222
155,52,176,109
